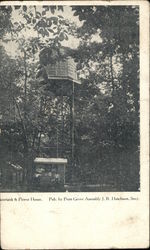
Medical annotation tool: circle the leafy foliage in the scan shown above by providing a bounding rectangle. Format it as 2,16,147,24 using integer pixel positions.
0,5,140,191
71,5,140,190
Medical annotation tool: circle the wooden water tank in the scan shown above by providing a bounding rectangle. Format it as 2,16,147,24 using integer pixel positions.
45,56,80,84
38,47,81,96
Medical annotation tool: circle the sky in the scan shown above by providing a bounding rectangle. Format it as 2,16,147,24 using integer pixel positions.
3,5,102,58
3,6,82,57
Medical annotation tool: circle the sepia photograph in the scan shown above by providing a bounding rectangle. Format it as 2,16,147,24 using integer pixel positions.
0,2,149,250
0,3,140,192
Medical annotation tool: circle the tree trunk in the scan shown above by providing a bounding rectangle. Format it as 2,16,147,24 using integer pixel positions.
24,51,27,122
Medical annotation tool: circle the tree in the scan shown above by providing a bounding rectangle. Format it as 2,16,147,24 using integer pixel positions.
71,6,140,190
0,6,12,39
0,5,140,191
0,5,77,187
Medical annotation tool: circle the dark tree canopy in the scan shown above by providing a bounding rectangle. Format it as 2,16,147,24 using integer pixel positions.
0,5,140,191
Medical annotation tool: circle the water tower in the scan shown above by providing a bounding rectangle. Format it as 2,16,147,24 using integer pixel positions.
38,46,81,180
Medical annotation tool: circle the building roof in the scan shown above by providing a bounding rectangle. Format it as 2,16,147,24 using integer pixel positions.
34,158,68,165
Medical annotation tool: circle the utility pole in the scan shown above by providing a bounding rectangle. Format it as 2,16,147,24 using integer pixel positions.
71,81,75,179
